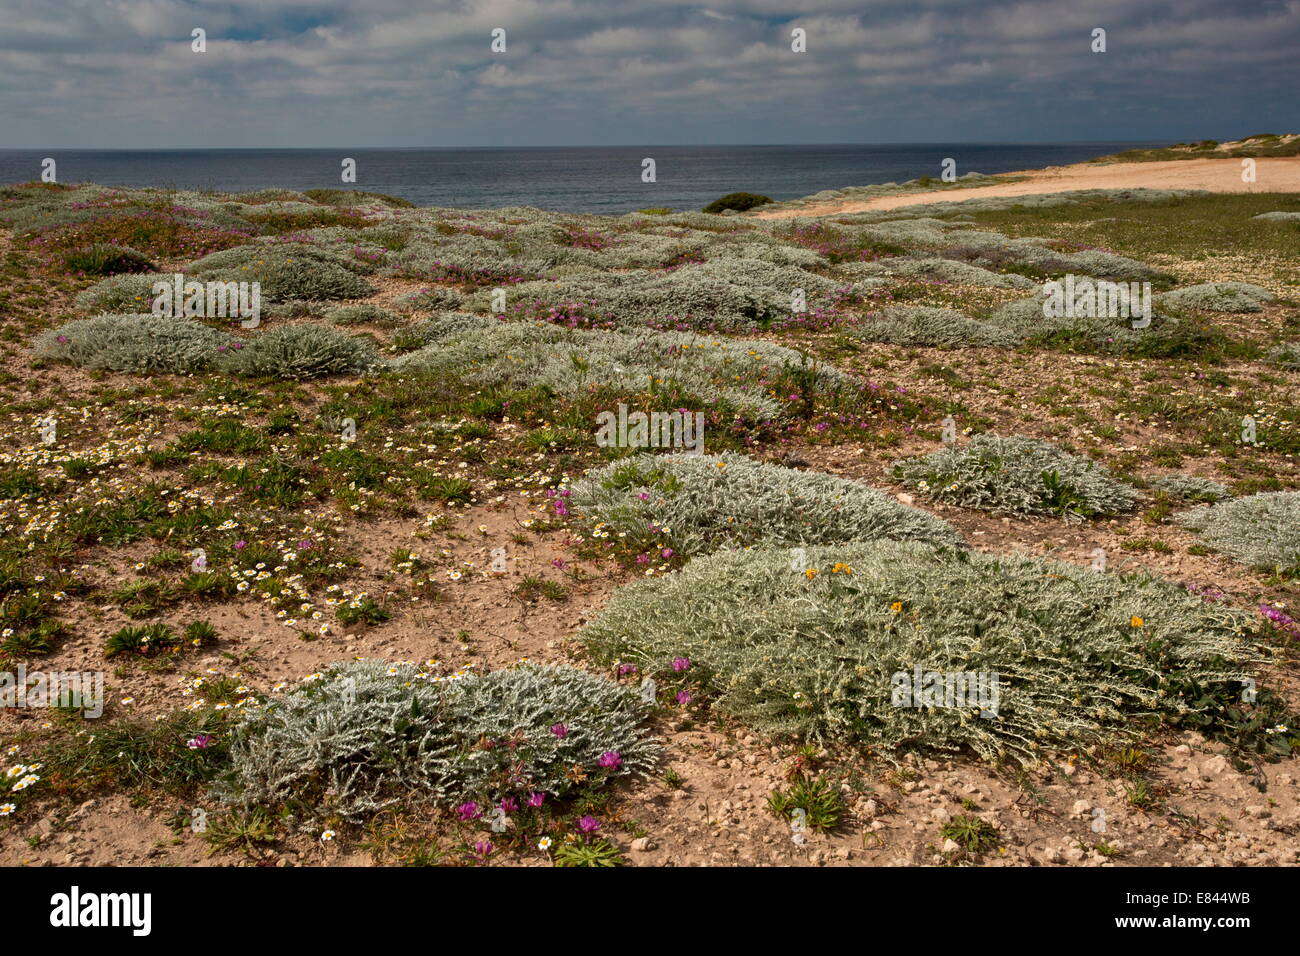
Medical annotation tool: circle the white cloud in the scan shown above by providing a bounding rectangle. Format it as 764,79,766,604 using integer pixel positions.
0,0,1293,146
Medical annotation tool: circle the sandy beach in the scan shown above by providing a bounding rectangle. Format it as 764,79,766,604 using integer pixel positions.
755,157,1300,218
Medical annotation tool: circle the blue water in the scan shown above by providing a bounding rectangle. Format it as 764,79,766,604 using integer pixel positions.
0,144,1160,215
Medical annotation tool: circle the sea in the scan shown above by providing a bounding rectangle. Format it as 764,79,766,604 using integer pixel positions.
0,143,1160,216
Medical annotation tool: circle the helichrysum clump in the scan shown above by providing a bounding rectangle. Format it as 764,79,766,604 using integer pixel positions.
74,273,163,315
392,321,844,420
1265,342,1300,371
1176,491,1300,574
568,452,963,557
218,323,380,380
579,541,1256,765
186,243,374,302
844,256,1037,290
851,306,1022,349
325,303,403,327
893,434,1138,520
217,661,659,821
1148,474,1231,502
1156,282,1275,313
34,314,228,374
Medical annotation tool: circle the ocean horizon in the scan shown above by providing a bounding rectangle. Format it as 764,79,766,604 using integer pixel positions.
0,142,1162,215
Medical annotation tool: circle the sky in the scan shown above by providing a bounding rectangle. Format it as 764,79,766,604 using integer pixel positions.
1,0,1297,148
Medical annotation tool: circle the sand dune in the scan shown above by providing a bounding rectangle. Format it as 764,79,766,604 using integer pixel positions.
755,157,1300,219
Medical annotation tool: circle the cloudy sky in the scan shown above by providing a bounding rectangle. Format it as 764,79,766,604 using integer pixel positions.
2,0,1297,147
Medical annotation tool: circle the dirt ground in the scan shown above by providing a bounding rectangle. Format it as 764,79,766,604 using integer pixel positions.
754,158,1300,219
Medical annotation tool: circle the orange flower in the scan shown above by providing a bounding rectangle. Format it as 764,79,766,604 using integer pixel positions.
1130,616,1144,627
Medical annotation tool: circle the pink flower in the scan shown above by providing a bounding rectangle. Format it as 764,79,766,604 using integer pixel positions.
550,723,569,738
577,815,601,833
661,548,674,559
636,553,650,564
456,802,482,821
672,657,690,672
552,558,567,570
527,792,545,808
676,691,691,706
499,796,519,813
598,751,622,769
617,663,638,676
473,840,494,858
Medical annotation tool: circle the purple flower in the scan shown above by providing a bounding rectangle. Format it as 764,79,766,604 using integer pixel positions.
598,751,622,769
186,734,214,749
577,815,601,834
456,802,482,821
636,553,650,564
473,840,494,858
527,792,545,808
676,691,692,706
672,657,690,673
552,558,567,570
234,540,246,550
499,796,519,813
550,723,569,738
617,663,638,676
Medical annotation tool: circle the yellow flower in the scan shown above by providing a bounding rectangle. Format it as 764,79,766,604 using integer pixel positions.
1130,616,1144,627
804,568,819,580
890,601,903,613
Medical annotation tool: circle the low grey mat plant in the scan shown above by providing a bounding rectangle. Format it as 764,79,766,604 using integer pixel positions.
567,452,964,557
985,294,1202,356
186,244,375,303
1176,491,1300,575
391,320,846,420
579,541,1259,765
1265,342,1300,370
325,303,404,327
1147,474,1231,502
216,661,659,822
74,273,162,315
218,323,381,380
33,313,228,374
850,306,1022,349
1156,282,1276,313
893,434,1138,520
